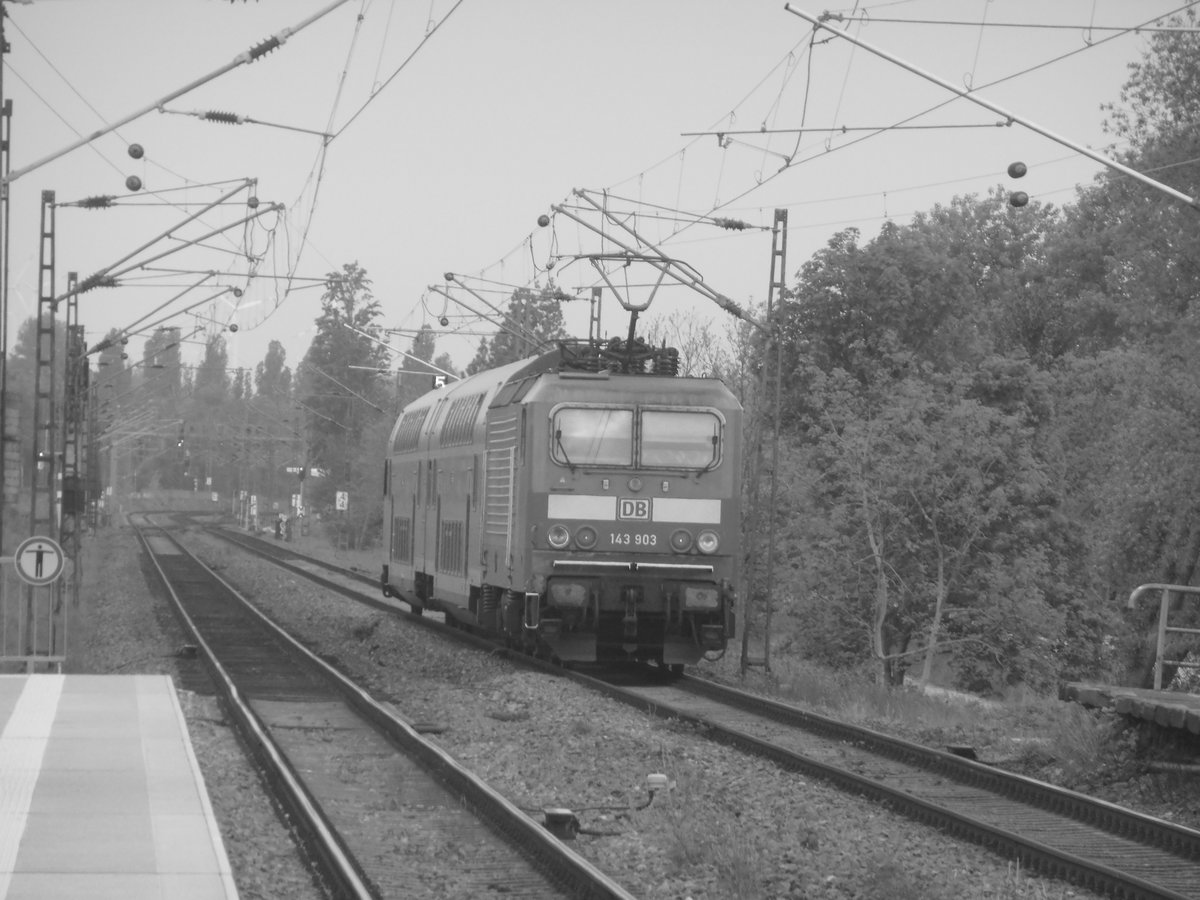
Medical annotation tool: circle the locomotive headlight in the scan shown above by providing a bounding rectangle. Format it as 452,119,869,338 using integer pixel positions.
575,526,597,549
697,530,720,554
548,524,571,549
670,529,693,552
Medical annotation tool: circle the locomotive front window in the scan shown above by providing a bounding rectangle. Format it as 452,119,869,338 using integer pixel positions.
640,410,721,469
552,407,633,467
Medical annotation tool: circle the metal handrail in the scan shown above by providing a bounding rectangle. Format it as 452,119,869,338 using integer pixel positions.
1128,583,1200,690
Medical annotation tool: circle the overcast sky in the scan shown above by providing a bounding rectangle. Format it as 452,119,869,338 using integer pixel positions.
1,0,1189,375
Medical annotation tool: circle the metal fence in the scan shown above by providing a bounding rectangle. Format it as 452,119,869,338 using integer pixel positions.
0,564,67,672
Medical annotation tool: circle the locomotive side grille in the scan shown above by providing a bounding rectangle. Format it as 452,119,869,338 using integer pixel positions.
485,447,515,547
437,520,464,574
485,415,519,564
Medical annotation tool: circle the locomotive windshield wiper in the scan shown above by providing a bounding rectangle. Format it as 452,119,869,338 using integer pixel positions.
696,433,719,477
555,429,577,473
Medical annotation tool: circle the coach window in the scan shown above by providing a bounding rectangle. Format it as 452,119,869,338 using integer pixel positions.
552,407,633,467
640,410,721,469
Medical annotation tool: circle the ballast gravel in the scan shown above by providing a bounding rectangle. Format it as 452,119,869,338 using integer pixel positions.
70,521,1112,900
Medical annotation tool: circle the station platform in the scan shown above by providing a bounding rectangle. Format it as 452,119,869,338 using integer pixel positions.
1062,682,1200,735
0,674,238,899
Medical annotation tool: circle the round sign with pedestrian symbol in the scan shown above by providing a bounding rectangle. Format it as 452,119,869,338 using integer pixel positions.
14,535,65,586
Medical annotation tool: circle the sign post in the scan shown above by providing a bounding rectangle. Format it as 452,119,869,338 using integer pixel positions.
2,535,68,671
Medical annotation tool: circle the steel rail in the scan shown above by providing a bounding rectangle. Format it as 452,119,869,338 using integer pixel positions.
161,517,639,900
132,517,376,900
207,520,1200,898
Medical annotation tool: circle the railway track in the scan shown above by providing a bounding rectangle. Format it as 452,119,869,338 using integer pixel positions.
202,519,1200,899
132,514,636,900
587,672,1200,900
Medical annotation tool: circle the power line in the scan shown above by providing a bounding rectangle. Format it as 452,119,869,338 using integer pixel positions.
446,2,1187,327
2,0,358,185
786,4,1200,212
819,13,1200,34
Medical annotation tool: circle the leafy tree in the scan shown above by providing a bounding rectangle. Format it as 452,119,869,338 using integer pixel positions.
142,327,183,402
769,185,1112,690
2,315,68,542
231,367,251,401
1046,8,1200,351
254,340,292,400
798,366,1061,689
193,335,231,408
1054,343,1200,591
298,262,390,531
779,191,1059,397
1033,13,1200,685
396,324,441,408
642,306,736,377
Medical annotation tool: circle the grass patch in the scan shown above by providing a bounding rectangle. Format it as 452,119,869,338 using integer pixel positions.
649,772,765,898
695,652,1132,774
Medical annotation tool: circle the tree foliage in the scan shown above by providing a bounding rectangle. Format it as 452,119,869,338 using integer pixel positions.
254,340,292,400
297,262,391,530
761,23,1200,693
11,20,1195,694
396,324,442,409
466,284,569,374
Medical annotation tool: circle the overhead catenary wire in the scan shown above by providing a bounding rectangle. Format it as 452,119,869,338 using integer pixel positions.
239,0,462,343
428,29,820,303
579,0,1200,274
784,3,1200,213
427,282,546,353
1,17,207,193
87,276,219,353
329,0,466,142
158,107,333,139
97,292,237,356
758,0,1199,170
684,122,1011,137
63,199,285,301
1,0,358,186
342,321,460,381
818,12,1200,33
298,361,383,414
15,1,1188,373
445,1,1172,325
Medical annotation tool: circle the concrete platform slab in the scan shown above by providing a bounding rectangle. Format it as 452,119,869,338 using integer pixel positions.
0,674,238,899
1062,682,1200,735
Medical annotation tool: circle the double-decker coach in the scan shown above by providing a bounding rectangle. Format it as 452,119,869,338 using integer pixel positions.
381,339,741,669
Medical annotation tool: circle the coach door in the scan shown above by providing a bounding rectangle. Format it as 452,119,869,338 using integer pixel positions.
412,458,435,578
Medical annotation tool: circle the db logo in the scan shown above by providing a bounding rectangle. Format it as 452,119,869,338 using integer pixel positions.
618,498,651,520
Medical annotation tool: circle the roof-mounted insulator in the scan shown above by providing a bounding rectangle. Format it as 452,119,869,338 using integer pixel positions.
77,195,115,209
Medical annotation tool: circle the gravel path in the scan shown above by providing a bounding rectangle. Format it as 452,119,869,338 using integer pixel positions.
70,522,1115,899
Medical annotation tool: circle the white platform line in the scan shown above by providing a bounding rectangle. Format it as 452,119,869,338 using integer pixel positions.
0,675,64,900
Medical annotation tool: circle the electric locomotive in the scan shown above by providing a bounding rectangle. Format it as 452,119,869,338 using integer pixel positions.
380,337,741,668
